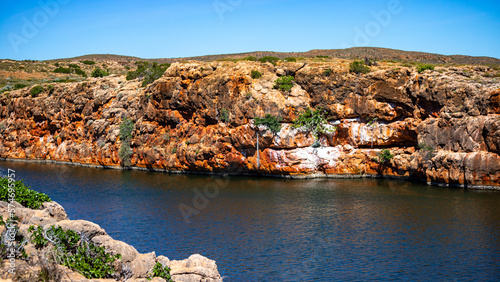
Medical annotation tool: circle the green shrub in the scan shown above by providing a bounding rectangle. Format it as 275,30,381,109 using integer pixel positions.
349,60,370,74
242,56,258,61
126,62,170,87
91,67,109,78
28,225,121,279
0,176,51,209
324,68,333,76
259,56,279,65
53,67,71,74
316,55,329,59
68,64,80,69
283,57,297,62
416,63,435,73
292,107,333,139
418,142,435,159
81,60,95,65
254,114,282,134
274,75,294,92
30,85,45,97
74,68,87,77
119,118,134,167
149,262,173,281
251,70,262,79
219,108,229,122
375,149,394,164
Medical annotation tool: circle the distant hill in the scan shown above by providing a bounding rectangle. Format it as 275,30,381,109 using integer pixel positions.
53,47,500,66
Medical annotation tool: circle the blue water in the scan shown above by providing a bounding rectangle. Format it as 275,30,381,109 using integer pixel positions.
1,161,499,281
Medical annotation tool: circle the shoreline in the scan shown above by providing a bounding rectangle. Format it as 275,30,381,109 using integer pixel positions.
2,157,499,191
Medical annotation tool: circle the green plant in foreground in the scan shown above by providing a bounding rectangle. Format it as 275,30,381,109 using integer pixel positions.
292,107,334,139
259,56,279,65
254,114,282,134
0,176,51,209
349,60,370,74
375,149,394,164
274,75,294,92
148,262,173,281
251,70,262,79
29,225,120,279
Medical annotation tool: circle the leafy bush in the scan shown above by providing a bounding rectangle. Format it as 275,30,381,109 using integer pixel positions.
316,55,329,59
81,60,95,65
30,85,45,97
259,56,279,65
418,142,435,159
149,262,173,281
91,67,109,78
251,70,262,79
416,63,435,73
324,68,333,76
292,107,333,139
375,149,394,164
0,176,51,209
242,56,258,61
53,67,71,74
274,75,294,92
74,68,87,77
126,62,170,87
349,60,370,74
29,225,121,279
283,57,297,62
254,114,282,134
219,108,229,123
119,118,134,167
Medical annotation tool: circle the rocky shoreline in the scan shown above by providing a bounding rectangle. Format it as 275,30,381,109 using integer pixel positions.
0,199,223,282
0,60,499,188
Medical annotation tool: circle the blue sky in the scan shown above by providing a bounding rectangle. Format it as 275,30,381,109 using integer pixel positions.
1,0,499,60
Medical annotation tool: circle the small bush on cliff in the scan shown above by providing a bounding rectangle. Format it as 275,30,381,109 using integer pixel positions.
283,57,297,62
91,67,109,78
349,60,370,74
375,149,394,164
219,108,229,123
126,62,170,87
416,63,435,73
292,107,333,139
81,60,95,65
274,75,295,92
418,142,435,159
148,262,173,281
254,114,282,134
28,225,121,279
251,70,262,79
0,176,51,209
30,85,45,97
119,118,135,167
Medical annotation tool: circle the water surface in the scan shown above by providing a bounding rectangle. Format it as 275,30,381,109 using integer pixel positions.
1,161,499,281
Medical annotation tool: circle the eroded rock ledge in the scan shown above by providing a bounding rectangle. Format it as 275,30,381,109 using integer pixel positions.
0,61,499,188
0,200,222,282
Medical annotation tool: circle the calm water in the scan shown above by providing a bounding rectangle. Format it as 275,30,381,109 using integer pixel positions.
1,161,499,281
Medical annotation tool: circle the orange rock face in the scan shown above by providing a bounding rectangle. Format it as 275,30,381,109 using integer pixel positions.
0,62,499,188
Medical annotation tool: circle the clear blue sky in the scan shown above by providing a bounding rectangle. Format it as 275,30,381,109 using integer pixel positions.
1,0,499,60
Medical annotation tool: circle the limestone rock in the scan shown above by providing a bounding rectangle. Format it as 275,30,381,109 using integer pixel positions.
170,254,222,282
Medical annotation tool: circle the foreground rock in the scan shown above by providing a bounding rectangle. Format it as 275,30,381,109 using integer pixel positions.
0,61,499,188
0,200,222,282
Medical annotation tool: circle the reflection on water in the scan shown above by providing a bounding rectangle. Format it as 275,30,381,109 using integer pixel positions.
1,161,499,281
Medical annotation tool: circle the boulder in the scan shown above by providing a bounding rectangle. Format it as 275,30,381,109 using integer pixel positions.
170,254,222,282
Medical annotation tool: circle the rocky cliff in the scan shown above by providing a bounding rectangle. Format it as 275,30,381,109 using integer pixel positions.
1,60,499,188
